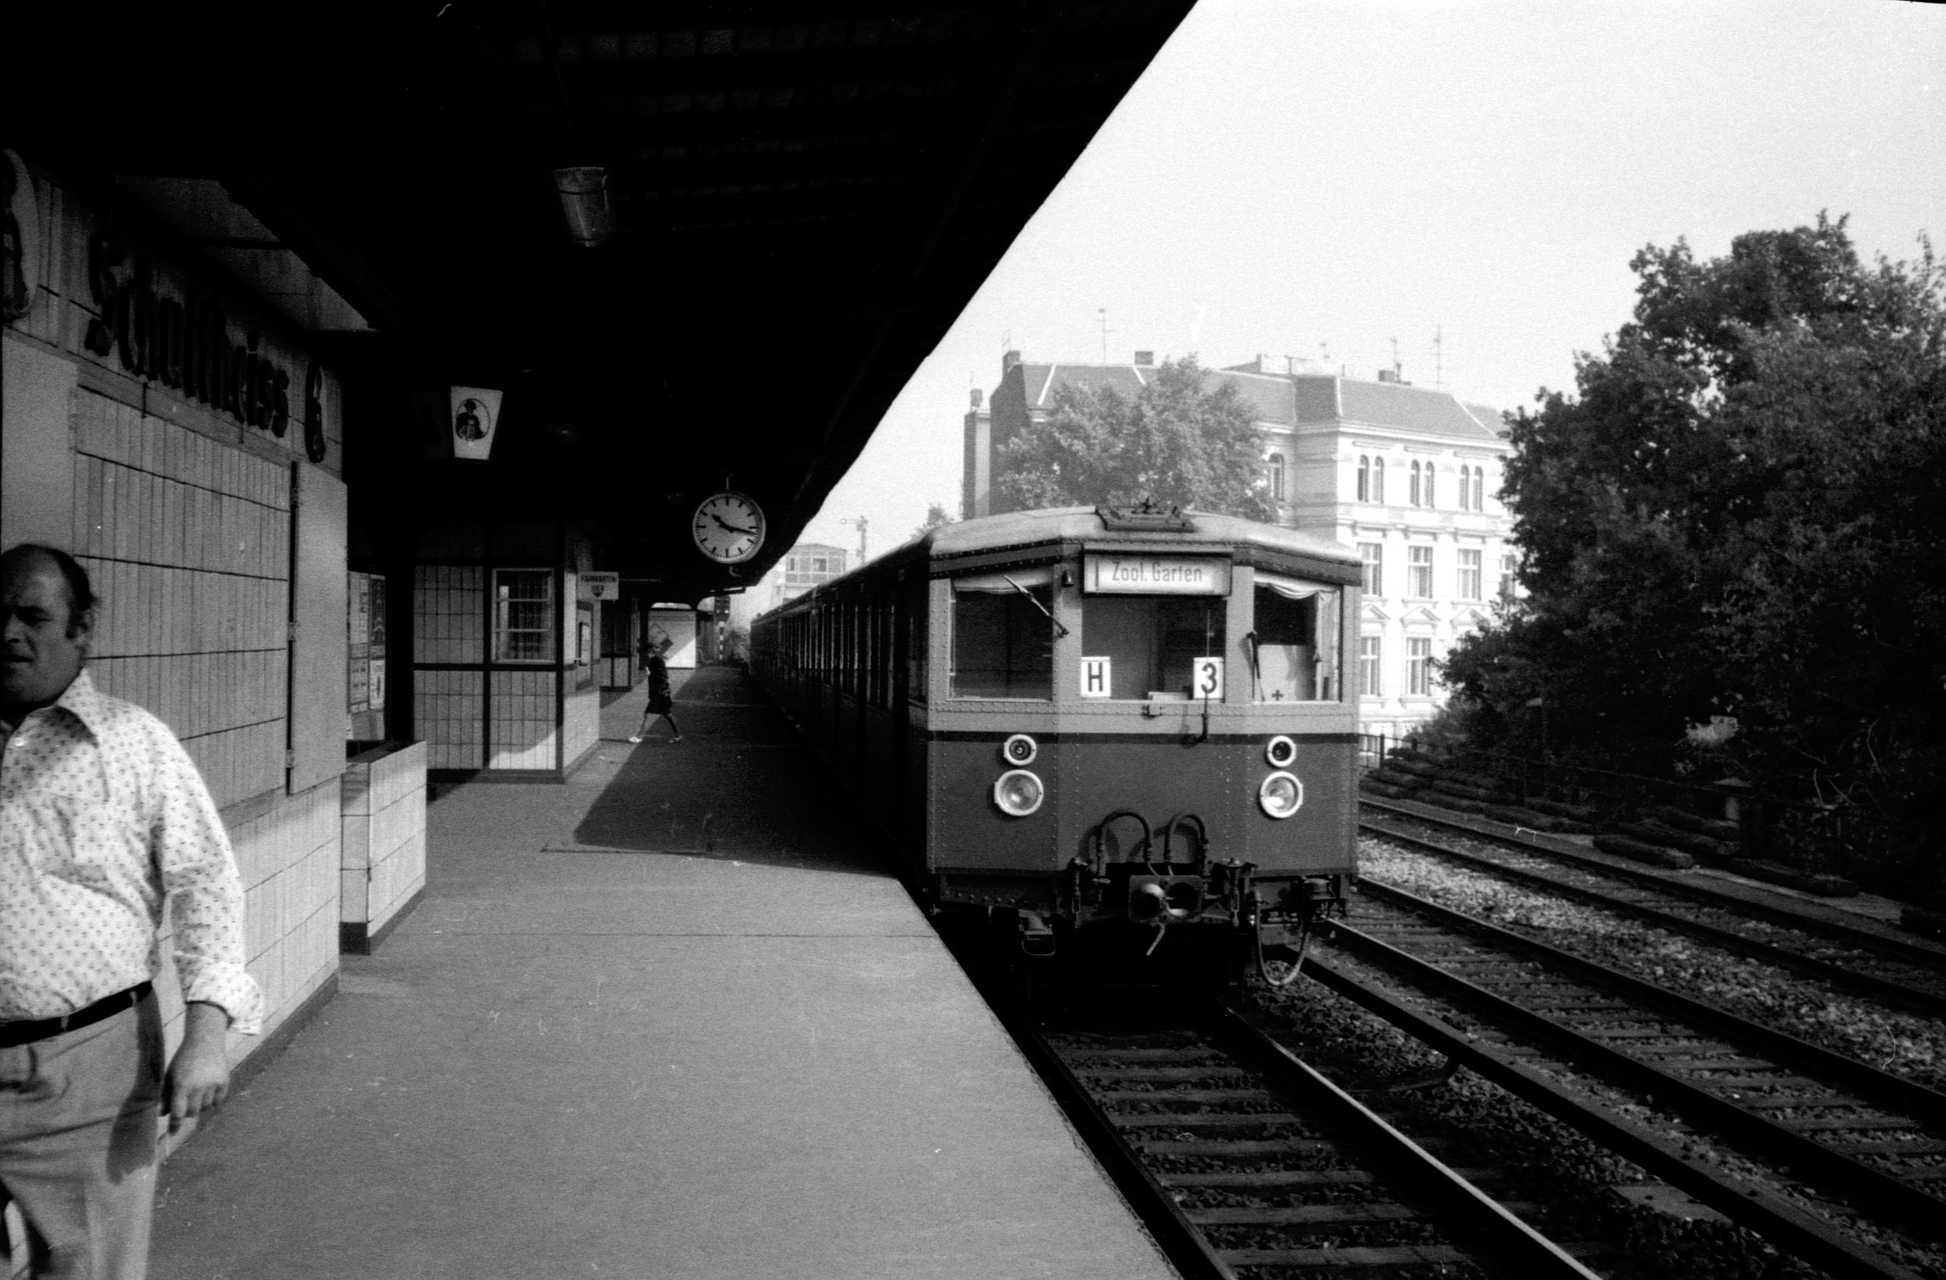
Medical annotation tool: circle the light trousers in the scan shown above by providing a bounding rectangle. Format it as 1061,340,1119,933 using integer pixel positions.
0,993,164,1280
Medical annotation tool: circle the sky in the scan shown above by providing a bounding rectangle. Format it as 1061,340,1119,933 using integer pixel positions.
793,0,1944,564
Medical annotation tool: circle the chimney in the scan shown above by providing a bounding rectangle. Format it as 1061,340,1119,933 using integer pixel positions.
1133,350,1155,366
969,388,984,409
1002,350,1022,371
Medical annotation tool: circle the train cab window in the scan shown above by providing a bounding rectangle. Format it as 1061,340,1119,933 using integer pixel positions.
1249,573,1341,701
951,568,1055,699
1082,596,1226,700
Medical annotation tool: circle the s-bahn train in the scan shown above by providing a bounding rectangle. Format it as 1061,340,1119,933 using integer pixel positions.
750,503,1359,970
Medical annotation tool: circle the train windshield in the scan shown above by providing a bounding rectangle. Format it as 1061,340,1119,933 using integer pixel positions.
1249,573,1341,701
1081,596,1226,700
951,569,1055,699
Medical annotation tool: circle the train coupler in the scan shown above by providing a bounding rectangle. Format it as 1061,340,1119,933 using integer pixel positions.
1017,910,1057,958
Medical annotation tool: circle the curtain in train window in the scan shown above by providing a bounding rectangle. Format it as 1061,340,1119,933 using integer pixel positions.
1249,573,1340,701
1081,595,1227,700
951,567,1055,699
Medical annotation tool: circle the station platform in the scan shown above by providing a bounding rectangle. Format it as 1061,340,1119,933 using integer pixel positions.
150,669,1176,1280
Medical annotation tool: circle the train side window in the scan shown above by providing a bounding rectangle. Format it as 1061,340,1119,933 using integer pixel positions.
951,569,1055,699
1081,596,1226,700
1249,574,1342,702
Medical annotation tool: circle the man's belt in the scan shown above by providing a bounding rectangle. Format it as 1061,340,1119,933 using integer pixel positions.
0,983,152,1048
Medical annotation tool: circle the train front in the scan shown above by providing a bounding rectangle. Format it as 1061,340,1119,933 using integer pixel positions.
922,506,1362,968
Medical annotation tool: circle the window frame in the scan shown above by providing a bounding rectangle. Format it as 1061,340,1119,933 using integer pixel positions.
1407,636,1433,696
1458,548,1482,601
1269,453,1286,503
492,568,555,664
1359,542,1383,597
1359,635,1382,697
1407,545,1433,599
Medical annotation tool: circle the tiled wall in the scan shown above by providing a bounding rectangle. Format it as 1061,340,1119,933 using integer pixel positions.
415,669,484,771
228,780,342,1033
413,564,483,664
72,390,289,808
564,685,600,765
489,669,556,770
341,741,427,941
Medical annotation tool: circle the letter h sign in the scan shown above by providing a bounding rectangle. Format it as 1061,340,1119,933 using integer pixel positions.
1080,656,1112,698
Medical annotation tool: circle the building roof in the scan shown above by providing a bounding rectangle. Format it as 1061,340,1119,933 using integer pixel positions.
1304,376,1505,444
1008,359,1504,443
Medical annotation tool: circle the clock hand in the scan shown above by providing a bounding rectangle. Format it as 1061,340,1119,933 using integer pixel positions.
711,514,759,536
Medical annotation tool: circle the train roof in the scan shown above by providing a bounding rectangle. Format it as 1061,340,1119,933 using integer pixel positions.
927,506,1360,565
756,506,1358,622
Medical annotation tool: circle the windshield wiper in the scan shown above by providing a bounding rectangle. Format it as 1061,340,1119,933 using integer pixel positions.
1002,573,1070,638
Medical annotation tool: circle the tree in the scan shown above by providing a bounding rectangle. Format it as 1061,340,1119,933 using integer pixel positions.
1444,215,1946,879
993,356,1274,520
912,502,955,539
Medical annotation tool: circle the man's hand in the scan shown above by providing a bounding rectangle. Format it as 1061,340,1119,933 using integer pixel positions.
164,1001,233,1133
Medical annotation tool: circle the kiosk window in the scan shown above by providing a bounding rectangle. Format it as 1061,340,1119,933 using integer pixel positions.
951,569,1054,699
494,570,553,663
1250,574,1341,701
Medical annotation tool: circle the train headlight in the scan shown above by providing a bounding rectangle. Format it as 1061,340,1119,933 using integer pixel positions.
1259,771,1304,819
1002,733,1038,766
994,769,1045,817
1265,735,1297,768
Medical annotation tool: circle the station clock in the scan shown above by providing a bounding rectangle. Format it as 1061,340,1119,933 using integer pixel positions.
691,491,767,564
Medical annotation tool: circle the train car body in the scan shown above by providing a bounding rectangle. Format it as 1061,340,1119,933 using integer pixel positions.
751,504,1359,961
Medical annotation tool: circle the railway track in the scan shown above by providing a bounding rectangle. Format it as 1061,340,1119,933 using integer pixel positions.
1359,798,1946,996
1005,992,1603,1279
1316,876,1946,1270
1358,810,1946,1018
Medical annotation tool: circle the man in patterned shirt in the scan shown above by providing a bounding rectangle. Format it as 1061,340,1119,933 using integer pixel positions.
0,543,262,1279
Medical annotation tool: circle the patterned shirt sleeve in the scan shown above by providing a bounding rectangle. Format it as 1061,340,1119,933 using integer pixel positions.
149,720,264,1035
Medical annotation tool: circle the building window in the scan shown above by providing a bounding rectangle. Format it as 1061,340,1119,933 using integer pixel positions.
1470,466,1486,512
1269,453,1286,503
1407,636,1432,696
1499,553,1518,602
1359,543,1383,596
1371,456,1384,504
1425,462,1436,508
493,569,553,663
1359,636,1382,697
1408,460,1421,507
1408,545,1433,598
1458,548,1482,600
1356,455,1370,503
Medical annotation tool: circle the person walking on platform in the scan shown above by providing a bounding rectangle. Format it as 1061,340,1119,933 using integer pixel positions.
630,638,683,743
0,543,262,1280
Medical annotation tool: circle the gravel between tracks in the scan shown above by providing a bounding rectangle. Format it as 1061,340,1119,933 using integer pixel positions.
1360,839,1946,1094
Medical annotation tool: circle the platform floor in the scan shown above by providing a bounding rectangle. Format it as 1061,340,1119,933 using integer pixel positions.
151,668,1176,1280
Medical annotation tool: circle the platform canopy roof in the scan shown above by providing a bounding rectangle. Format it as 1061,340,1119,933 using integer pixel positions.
14,1,1194,602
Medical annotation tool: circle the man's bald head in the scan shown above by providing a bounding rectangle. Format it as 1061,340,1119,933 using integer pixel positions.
0,544,96,632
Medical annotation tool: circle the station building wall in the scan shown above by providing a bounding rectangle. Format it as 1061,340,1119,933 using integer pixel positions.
410,521,608,780
2,156,362,1081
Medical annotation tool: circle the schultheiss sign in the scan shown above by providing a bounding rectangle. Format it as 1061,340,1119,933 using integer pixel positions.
1085,555,1230,595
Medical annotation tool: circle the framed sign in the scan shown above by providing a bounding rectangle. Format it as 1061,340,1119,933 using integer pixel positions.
1080,656,1113,698
1085,555,1229,595
1190,657,1225,701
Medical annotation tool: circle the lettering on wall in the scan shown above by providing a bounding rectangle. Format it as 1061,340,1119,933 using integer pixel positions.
84,229,324,463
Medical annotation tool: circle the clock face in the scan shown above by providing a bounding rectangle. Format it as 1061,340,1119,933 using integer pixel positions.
691,492,767,564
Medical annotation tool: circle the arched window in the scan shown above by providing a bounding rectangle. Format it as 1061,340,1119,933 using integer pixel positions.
1356,455,1370,503
1425,463,1436,508
1472,465,1485,512
1372,456,1385,504
1408,461,1421,507
1269,453,1286,503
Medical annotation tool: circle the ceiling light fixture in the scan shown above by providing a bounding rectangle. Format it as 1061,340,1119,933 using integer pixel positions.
553,166,613,248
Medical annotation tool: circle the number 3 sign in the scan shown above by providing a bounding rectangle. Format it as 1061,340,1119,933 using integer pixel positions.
1192,657,1224,700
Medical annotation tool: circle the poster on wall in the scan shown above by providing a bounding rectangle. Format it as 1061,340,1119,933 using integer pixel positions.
347,572,388,726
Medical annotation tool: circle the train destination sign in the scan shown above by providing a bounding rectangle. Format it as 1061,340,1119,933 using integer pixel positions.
1084,555,1230,595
